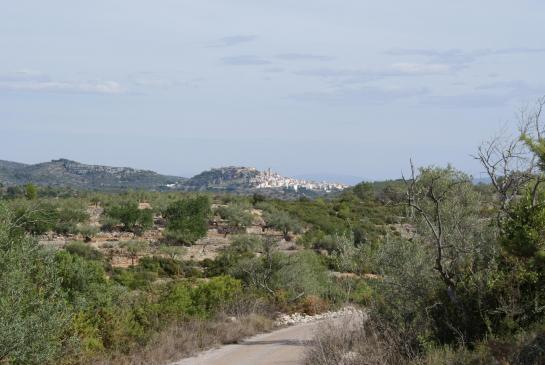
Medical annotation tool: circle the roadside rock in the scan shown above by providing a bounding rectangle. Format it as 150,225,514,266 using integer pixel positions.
275,306,365,326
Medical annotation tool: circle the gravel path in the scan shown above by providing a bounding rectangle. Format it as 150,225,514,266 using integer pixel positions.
171,308,364,365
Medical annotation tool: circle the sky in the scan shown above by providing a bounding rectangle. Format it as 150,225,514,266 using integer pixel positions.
1,0,545,183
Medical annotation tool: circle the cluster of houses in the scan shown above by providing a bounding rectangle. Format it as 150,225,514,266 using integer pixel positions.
251,168,347,192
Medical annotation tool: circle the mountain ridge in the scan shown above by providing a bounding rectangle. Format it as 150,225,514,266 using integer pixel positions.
0,159,349,195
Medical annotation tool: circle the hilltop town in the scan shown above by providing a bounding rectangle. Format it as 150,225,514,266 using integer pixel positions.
252,168,347,192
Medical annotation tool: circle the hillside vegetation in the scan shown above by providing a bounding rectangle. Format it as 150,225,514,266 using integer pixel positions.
2,101,545,365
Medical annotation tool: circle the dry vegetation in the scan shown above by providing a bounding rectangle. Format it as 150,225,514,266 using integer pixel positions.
90,314,274,365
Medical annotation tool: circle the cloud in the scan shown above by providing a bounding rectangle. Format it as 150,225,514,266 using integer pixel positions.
221,55,271,65
0,71,123,94
389,62,458,75
294,62,459,86
263,67,284,73
421,80,545,108
276,53,333,61
385,47,545,65
291,85,429,105
209,35,257,47
421,93,514,108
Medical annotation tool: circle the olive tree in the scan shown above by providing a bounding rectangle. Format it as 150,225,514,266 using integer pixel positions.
263,209,302,241
401,164,498,343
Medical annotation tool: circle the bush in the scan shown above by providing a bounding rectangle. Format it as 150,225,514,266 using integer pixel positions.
216,203,254,234
305,313,405,365
139,256,186,277
229,234,263,255
159,276,242,319
0,204,71,364
103,201,153,234
164,196,211,244
263,208,302,241
65,241,103,261
11,201,58,235
190,276,243,317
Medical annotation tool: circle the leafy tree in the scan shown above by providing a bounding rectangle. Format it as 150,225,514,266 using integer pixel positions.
121,240,148,266
352,182,374,200
263,209,302,241
216,203,254,235
399,165,499,344
103,201,153,234
164,196,211,244
11,201,58,235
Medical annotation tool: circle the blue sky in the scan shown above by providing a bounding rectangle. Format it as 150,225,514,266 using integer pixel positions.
1,0,544,182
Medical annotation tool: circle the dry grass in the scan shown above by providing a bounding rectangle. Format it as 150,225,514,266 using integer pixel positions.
305,314,408,365
88,314,274,365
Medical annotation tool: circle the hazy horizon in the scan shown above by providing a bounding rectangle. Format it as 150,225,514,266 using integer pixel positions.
2,1,544,181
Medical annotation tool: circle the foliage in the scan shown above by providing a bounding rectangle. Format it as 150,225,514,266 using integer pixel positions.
0,204,71,364
120,240,148,266
103,201,153,234
65,241,104,261
228,234,263,255
216,202,254,234
263,208,302,240
24,183,38,200
164,196,211,244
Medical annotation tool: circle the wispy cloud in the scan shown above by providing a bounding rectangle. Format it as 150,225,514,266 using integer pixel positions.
291,85,429,105
276,53,333,61
385,47,545,65
294,62,459,86
209,35,257,47
221,55,271,66
0,70,123,95
263,67,284,73
421,80,545,108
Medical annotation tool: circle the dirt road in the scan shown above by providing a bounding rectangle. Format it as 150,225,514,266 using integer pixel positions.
171,320,322,365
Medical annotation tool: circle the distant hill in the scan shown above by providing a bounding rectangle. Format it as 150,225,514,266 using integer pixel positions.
0,159,186,191
0,159,349,196
183,166,260,191
182,166,348,194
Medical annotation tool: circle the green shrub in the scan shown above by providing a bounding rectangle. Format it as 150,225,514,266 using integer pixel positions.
11,201,58,235
103,202,152,234
190,276,242,317
0,205,71,364
65,241,103,261
229,234,263,255
164,196,211,244
139,256,186,277
263,208,302,241
111,268,158,289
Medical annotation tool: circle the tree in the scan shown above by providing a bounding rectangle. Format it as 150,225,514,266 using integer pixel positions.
164,196,211,244
121,240,148,266
353,182,374,200
0,204,70,364
263,209,302,241
402,164,499,343
216,203,254,236
475,97,545,219
24,183,38,200
103,201,153,234
158,244,186,261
